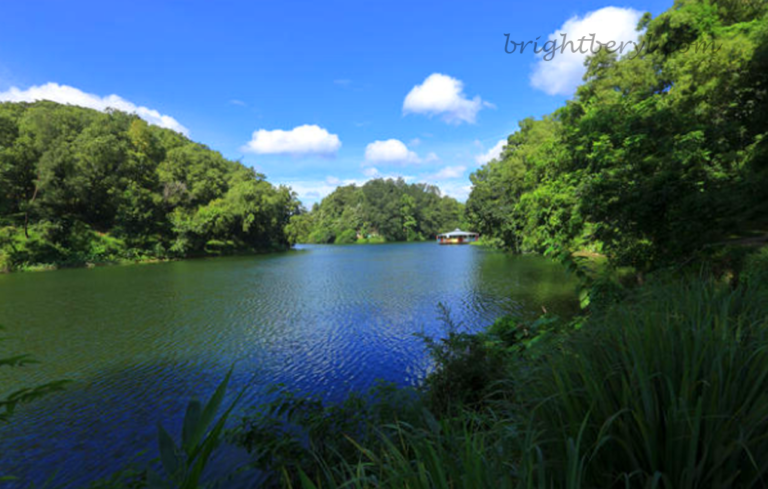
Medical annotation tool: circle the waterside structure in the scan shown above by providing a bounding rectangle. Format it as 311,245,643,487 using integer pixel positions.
436,229,479,244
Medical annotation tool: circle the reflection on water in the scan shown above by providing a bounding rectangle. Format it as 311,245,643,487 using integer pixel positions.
0,243,577,487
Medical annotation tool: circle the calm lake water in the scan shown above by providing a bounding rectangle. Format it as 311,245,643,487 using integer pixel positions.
0,243,577,487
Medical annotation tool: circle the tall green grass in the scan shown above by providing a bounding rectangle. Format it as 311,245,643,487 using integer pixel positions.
515,276,768,488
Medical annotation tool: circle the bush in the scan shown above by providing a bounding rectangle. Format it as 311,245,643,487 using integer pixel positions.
417,305,527,415
229,382,423,487
0,251,10,273
204,239,237,255
0,223,67,270
307,228,334,244
740,246,768,290
334,228,358,244
357,234,386,244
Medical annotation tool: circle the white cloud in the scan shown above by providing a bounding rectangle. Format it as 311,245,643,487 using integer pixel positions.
242,124,341,156
0,82,189,135
474,139,507,165
362,167,380,178
530,7,643,96
364,139,422,165
426,165,467,180
403,73,487,124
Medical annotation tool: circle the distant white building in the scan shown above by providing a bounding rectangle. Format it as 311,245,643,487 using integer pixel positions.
436,229,479,245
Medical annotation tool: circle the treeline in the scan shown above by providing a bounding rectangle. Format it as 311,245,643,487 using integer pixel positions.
286,178,465,244
0,101,299,271
467,0,768,273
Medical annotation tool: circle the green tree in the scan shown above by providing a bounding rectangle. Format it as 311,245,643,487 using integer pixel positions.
0,101,298,271
400,194,417,240
467,0,768,273
295,178,464,244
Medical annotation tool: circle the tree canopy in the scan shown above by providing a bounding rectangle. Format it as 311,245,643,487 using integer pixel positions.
0,101,300,271
287,178,465,244
466,0,768,272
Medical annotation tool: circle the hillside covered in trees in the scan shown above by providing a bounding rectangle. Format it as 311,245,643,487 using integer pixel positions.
467,0,768,273
286,178,465,244
0,101,299,272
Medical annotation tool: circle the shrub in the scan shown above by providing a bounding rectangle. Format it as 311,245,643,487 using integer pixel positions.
357,234,386,244
417,305,516,415
334,229,358,244
740,246,768,290
203,239,236,255
0,250,11,273
307,228,334,244
229,382,423,487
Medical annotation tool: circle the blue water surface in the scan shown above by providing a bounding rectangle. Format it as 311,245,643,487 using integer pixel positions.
0,243,577,487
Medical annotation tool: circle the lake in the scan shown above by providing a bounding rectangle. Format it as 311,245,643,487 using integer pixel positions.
0,243,577,487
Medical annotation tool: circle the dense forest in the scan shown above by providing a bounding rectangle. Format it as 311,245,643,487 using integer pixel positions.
0,101,299,272
286,179,465,244
4,0,768,487
467,0,768,273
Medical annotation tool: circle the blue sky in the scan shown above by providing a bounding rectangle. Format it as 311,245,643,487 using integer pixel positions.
0,0,670,205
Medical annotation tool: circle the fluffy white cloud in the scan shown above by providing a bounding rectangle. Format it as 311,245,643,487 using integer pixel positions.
403,73,487,124
426,165,466,180
364,139,421,165
530,7,643,96
0,82,189,135
474,139,507,165
242,125,341,156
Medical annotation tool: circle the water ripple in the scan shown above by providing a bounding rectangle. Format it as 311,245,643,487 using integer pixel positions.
0,243,577,488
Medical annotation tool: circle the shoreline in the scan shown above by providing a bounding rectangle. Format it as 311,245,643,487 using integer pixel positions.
0,246,293,275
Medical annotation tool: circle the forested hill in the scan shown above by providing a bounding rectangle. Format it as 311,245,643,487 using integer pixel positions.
467,0,768,273
286,179,465,244
0,101,299,272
